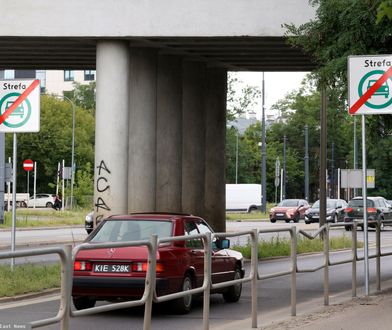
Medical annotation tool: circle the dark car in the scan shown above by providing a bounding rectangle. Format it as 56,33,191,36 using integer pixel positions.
73,213,244,314
344,196,392,231
269,199,310,223
305,199,347,224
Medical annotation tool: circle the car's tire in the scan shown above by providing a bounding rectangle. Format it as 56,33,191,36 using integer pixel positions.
345,225,351,231
46,202,53,208
86,229,93,234
333,214,338,223
270,219,276,223
172,275,193,314
223,268,242,303
285,219,290,223
248,206,258,213
294,213,300,223
305,220,311,224
73,297,96,310
20,201,27,208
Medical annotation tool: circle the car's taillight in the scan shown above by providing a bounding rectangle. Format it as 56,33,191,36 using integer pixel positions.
345,207,353,213
367,207,377,213
131,262,164,273
74,261,92,271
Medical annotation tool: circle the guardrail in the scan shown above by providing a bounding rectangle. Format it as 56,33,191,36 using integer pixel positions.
2,220,392,329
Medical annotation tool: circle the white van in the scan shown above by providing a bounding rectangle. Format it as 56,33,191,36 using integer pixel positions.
226,184,261,212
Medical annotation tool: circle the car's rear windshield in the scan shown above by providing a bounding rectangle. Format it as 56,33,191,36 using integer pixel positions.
89,219,173,243
348,199,374,207
278,200,299,207
312,200,336,208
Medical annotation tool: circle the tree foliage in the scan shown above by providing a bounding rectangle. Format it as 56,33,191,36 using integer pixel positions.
6,93,95,196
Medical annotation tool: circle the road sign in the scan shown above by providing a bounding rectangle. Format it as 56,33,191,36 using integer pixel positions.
23,159,34,172
348,55,392,115
0,79,40,132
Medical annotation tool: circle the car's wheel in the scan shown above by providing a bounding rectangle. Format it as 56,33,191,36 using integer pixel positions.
223,268,242,303
380,220,385,231
73,297,96,310
270,219,276,223
305,220,311,224
248,206,258,213
172,275,193,314
294,214,300,223
86,229,93,234
285,219,290,223
46,202,53,208
333,214,338,223
20,201,27,208
345,225,351,231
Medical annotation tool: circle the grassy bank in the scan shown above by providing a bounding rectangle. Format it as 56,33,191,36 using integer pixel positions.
0,264,60,297
233,235,363,259
0,208,88,228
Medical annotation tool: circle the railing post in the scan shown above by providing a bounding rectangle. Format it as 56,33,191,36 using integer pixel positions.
376,221,381,291
290,226,297,316
352,222,357,297
251,229,258,328
60,245,72,330
323,225,329,306
143,235,158,330
203,232,212,330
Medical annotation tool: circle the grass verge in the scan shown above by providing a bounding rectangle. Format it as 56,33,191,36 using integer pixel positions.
0,263,60,297
232,235,363,259
0,209,88,228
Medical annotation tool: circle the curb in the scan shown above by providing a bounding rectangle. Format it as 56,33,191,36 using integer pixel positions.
0,288,60,304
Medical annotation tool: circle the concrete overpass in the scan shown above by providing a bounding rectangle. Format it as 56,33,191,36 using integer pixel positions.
0,0,316,230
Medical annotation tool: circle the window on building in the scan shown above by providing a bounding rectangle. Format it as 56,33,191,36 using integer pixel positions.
64,70,74,81
84,70,96,81
4,70,15,80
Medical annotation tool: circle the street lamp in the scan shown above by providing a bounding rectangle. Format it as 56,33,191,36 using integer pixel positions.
49,94,76,209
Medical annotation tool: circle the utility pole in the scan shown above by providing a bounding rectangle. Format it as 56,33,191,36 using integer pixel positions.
282,135,287,200
319,86,327,229
331,142,335,198
261,72,267,212
304,125,309,202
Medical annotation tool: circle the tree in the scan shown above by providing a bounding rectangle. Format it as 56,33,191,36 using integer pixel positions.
6,95,95,195
64,81,96,111
226,73,261,121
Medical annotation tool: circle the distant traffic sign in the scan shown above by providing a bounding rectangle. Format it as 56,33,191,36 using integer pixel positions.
0,80,40,132
348,55,392,115
23,159,34,172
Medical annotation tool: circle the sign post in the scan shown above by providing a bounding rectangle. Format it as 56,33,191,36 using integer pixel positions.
348,54,392,295
0,80,40,269
23,159,34,197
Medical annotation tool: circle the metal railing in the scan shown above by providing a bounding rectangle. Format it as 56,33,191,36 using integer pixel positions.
2,220,392,329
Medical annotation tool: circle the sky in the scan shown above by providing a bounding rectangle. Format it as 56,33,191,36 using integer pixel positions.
233,71,309,118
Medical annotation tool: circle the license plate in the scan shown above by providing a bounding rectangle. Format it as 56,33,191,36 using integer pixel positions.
93,264,130,273
276,213,284,216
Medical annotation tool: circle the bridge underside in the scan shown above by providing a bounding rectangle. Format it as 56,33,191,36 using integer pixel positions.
0,36,315,71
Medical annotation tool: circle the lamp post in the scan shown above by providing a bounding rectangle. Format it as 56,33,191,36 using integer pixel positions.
50,94,76,209
261,72,267,213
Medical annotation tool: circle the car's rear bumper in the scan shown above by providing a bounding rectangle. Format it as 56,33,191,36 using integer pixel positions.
72,276,169,298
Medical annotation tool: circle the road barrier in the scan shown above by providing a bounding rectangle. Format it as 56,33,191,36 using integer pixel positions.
1,220,392,329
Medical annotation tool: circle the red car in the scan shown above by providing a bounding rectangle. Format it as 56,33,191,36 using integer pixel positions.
269,199,310,223
72,213,244,314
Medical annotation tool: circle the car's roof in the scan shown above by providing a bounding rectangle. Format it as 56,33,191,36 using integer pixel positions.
107,212,194,221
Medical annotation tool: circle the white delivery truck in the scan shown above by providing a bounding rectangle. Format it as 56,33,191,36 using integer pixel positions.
225,184,261,212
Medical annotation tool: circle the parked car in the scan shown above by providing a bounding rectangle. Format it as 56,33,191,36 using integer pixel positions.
72,213,244,314
28,193,55,208
344,196,392,231
225,184,261,212
305,199,347,224
269,199,310,223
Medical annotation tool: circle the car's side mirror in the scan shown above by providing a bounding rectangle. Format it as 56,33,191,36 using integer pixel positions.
215,238,230,249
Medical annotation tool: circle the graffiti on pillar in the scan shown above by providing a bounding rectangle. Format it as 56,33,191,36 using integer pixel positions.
95,159,111,212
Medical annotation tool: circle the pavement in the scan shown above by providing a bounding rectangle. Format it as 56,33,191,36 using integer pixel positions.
2,225,392,329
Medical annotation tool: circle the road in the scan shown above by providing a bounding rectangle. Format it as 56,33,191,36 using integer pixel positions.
1,248,392,329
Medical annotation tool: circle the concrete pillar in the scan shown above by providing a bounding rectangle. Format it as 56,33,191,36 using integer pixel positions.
94,40,130,224
204,68,227,232
128,48,157,212
182,61,206,216
156,55,183,212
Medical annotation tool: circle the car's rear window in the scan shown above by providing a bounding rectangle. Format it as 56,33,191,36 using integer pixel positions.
348,199,374,207
89,219,173,243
